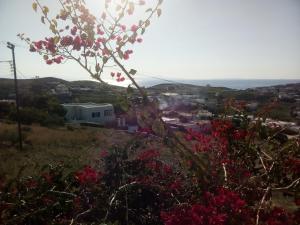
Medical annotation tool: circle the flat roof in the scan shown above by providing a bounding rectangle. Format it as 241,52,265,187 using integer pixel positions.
62,102,113,108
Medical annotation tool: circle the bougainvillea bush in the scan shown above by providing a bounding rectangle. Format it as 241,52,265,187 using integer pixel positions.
3,0,298,224
1,114,299,225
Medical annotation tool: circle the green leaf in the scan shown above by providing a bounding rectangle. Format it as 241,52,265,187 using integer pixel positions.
32,3,37,12
158,0,163,5
141,28,146,35
129,69,137,75
157,8,162,17
41,16,45,24
52,19,58,27
145,20,150,27
95,63,100,72
146,8,152,13
103,56,108,64
127,85,134,95
53,36,60,44
49,24,56,33
43,6,49,15
118,50,124,59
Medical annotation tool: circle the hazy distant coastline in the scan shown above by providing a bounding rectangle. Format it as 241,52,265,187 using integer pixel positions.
138,79,300,90
1,76,299,90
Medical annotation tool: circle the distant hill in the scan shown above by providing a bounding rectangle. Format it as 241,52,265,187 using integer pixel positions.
142,79,300,90
1,77,299,103
149,83,230,92
0,77,126,103
147,83,232,99
252,82,300,90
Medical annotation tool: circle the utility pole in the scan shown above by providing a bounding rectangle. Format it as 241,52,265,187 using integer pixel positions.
7,42,23,150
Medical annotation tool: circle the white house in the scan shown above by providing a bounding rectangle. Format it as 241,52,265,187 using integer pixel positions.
52,83,72,96
62,102,115,125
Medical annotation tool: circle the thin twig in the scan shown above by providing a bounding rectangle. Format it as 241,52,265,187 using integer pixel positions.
256,187,270,225
267,178,300,191
104,181,137,221
222,163,228,186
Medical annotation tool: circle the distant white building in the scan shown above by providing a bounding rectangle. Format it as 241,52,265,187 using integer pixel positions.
55,84,71,95
196,110,213,120
62,103,115,125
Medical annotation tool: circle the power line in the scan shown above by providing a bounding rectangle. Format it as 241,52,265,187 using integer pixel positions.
1,40,198,87
16,68,29,79
0,41,27,49
7,41,23,150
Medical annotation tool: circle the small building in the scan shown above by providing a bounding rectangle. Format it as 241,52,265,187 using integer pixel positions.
62,102,115,125
55,83,71,95
0,99,16,105
196,110,213,120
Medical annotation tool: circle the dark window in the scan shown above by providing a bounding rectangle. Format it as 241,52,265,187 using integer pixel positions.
104,110,113,116
92,112,100,118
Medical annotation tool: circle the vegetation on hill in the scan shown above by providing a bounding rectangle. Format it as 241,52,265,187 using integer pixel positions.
1,94,66,127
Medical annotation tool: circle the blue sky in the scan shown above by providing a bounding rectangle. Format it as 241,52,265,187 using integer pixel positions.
0,0,299,83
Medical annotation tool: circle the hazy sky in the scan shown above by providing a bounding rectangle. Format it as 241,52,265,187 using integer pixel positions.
0,0,299,83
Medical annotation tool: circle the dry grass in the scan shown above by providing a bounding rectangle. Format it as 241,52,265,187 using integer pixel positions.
0,122,133,180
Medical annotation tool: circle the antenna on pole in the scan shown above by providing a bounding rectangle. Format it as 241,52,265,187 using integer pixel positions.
7,42,23,150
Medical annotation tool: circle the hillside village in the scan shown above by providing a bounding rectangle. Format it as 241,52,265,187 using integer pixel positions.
0,77,299,140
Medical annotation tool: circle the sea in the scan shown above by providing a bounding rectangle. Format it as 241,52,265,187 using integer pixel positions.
137,79,300,90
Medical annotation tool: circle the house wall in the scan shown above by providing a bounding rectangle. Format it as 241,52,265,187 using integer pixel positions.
82,105,115,124
63,104,115,125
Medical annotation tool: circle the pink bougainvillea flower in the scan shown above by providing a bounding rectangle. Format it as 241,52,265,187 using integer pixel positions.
125,49,133,55
75,166,101,185
131,25,138,32
60,36,73,46
73,36,82,51
127,9,134,15
102,48,110,56
46,59,53,65
124,53,129,60
120,25,126,31
139,0,146,5
53,56,64,64
29,45,36,52
70,26,77,35
34,40,43,49
97,28,105,35
97,37,106,43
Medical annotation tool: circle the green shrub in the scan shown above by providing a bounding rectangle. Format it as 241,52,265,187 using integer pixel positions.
8,107,65,127
40,114,65,127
